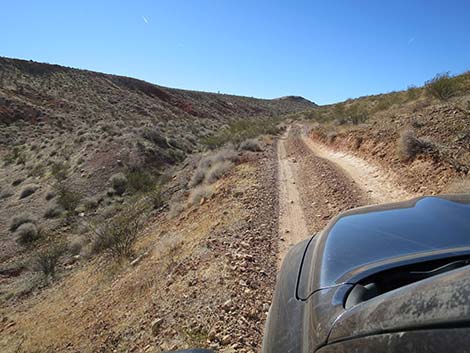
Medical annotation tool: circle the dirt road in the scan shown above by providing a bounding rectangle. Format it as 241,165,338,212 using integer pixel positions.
277,125,412,260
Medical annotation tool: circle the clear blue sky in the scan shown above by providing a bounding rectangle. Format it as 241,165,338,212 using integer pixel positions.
2,1,470,104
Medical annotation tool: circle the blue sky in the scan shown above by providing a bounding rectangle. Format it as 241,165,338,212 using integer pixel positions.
2,1,470,104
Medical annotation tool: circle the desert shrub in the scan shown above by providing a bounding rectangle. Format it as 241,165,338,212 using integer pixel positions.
410,118,424,129
140,127,168,148
82,196,99,210
205,161,234,184
126,170,156,193
19,184,39,199
397,129,436,161
168,200,184,218
406,85,421,101
326,131,338,143
16,223,39,245
34,245,64,277
10,213,37,232
3,147,23,166
189,149,238,187
45,190,56,200
239,139,263,152
425,72,458,100
29,163,46,177
0,187,14,199
56,185,82,213
189,185,213,205
44,203,64,218
90,202,146,258
68,236,86,255
50,161,69,181
110,173,128,196
12,178,24,186
201,117,282,149
145,186,164,209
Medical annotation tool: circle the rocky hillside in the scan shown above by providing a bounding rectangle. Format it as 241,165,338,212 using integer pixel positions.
301,71,470,194
0,57,313,304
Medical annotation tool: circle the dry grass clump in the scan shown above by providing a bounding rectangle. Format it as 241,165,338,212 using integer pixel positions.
16,223,39,245
68,236,87,256
82,196,99,210
397,129,436,161
110,173,128,196
44,203,64,218
189,185,214,205
0,187,14,199
45,190,56,200
326,131,338,143
189,148,238,188
168,201,184,218
205,161,234,184
239,138,263,152
19,184,39,199
10,213,37,232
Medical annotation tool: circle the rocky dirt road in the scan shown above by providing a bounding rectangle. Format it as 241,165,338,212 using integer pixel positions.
276,124,412,260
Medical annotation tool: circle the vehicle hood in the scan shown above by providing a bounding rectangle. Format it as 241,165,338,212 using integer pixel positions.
327,264,470,344
311,195,470,290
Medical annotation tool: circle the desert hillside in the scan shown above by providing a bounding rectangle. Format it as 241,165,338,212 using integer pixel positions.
0,56,314,267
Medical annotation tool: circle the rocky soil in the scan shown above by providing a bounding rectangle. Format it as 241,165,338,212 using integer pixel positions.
0,145,280,353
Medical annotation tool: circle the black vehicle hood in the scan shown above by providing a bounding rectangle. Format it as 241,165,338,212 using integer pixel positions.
327,264,470,344
311,195,470,291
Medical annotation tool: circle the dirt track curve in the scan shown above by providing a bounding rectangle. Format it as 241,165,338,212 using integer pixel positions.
277,125,413,261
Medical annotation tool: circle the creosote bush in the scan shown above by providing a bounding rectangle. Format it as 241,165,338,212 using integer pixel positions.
50,161,69,181
56,185,82,213
397,129,436,161
35,245,64,277
90,202,146,258
425,72,458,101
126,170,156,193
